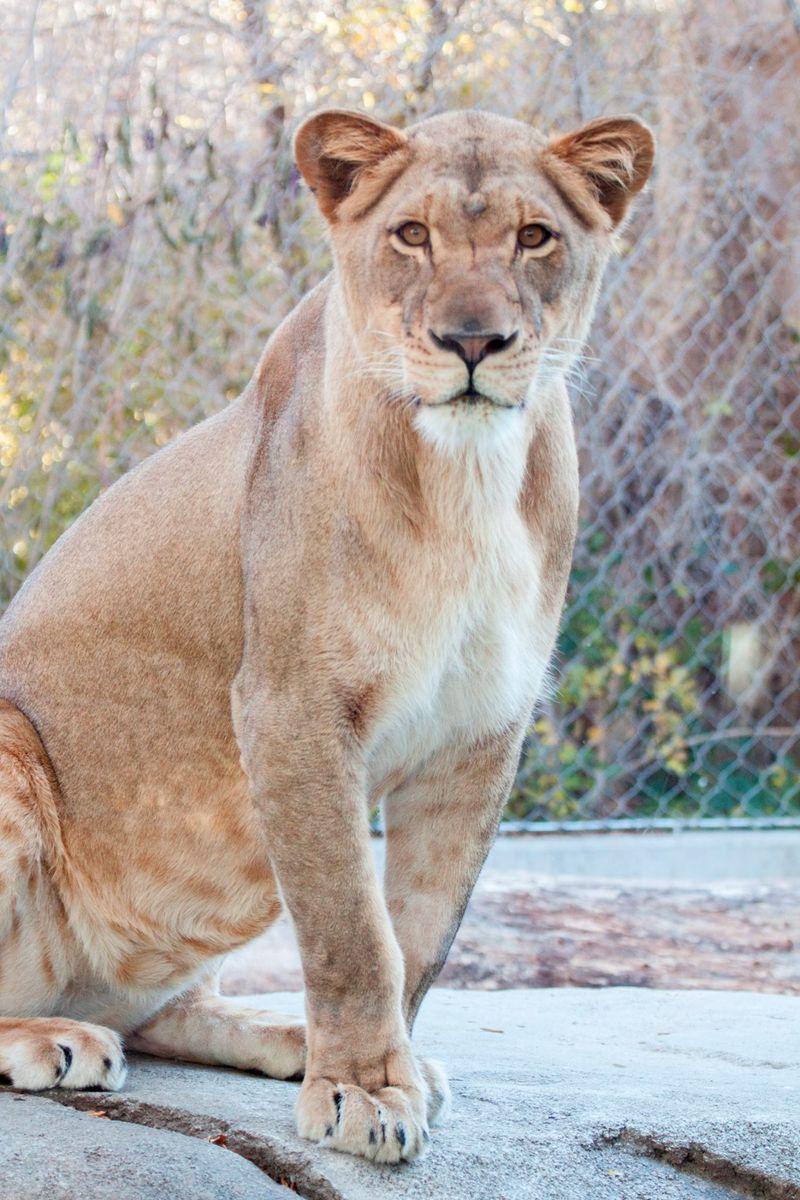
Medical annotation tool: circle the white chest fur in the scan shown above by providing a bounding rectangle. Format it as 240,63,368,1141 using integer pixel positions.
365,505,552,792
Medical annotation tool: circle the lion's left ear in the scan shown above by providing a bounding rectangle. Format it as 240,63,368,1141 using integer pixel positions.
544,115,655,227
294,109,409,222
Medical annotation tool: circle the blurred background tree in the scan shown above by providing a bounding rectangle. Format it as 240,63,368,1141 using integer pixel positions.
1,0,798,824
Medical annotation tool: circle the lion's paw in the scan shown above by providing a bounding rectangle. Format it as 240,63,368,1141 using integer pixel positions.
0,1018,126,1092
296,1075,430,1164
418,1056,451,1127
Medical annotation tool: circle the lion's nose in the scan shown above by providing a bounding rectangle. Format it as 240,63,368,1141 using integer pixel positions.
429,329,517,370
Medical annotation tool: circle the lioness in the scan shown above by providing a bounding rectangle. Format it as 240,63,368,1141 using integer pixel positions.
0,107,653,1162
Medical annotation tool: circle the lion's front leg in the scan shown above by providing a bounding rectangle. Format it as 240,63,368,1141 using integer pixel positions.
383,728,524,1043
236,687,438,1164
128,973,306,1080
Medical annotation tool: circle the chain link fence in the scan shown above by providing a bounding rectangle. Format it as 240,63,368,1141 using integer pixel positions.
1,1,798,828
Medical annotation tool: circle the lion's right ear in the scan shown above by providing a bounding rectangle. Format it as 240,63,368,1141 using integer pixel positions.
294,109,409,222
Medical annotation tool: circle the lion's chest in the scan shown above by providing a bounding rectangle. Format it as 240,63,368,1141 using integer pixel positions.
365,520,551,792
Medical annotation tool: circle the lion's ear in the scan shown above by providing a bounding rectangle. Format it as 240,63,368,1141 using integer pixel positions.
545,115,655,227
294,109,409,221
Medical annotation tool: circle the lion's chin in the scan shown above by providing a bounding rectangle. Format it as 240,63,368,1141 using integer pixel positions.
413,394,527,455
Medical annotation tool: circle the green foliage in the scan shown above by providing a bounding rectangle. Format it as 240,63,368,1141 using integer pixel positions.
507,529,800,823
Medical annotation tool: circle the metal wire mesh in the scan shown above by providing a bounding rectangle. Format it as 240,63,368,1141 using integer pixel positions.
1,0,798,827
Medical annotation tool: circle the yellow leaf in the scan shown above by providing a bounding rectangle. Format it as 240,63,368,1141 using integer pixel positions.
107,202,125,227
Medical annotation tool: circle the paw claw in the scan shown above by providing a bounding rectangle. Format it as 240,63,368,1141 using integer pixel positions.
56,1043,73,1081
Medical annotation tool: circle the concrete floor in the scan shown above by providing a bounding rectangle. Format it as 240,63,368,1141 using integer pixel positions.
10,988,799,1199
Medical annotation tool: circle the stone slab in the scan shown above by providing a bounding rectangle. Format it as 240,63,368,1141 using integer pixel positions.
0,1091,290,1199
9,988,795,1199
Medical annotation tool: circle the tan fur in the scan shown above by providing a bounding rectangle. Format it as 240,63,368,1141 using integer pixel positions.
0,106,653,1160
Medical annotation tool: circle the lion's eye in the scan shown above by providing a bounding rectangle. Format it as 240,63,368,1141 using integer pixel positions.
395,222,429,247
518,223,554,250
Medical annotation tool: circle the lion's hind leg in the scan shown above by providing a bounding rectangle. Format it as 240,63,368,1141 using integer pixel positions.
0,700,64,1013
129,976,306,1080
0,704,44,945
0,702,126,1092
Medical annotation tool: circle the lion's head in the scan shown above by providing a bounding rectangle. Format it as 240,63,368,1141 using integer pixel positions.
294,107,653,448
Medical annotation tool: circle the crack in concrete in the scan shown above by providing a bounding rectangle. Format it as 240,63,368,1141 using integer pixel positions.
32,1090,346,1200
598,1128,800,1199
17,1090,799,1200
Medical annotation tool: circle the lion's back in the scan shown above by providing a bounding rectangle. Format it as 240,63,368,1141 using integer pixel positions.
0,397,255,827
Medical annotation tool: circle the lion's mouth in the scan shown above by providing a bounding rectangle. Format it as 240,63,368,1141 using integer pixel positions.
439,390,522,410
455,390,488,404
415,385,526,412
423,390,512,408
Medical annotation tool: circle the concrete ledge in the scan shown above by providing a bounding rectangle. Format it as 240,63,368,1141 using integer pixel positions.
3,988,799,1199
224,833,800,995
